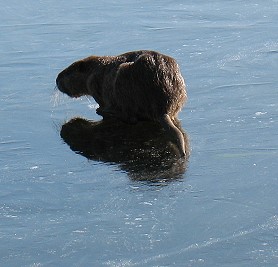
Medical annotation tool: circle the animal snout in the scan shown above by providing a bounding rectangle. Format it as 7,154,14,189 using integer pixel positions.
56,73,65,93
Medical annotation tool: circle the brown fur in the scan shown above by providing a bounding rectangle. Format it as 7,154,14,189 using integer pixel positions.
56,50,187,156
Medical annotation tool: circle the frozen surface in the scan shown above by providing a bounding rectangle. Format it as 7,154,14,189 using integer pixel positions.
1,0,278,266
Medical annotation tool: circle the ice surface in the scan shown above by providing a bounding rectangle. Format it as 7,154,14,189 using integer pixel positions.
0,0,277,266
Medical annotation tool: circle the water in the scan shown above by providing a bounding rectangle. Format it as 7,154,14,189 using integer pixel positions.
1,0,278,266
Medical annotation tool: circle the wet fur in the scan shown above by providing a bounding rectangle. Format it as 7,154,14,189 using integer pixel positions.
56,50,187,157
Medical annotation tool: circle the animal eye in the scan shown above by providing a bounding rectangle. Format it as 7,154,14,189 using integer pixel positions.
77,61,87,73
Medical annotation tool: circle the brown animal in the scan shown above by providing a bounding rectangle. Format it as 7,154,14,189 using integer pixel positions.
56,50,187,157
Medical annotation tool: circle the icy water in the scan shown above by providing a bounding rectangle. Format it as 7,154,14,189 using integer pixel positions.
1,0,278,266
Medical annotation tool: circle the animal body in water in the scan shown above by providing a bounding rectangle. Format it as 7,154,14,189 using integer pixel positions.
56,50,187,157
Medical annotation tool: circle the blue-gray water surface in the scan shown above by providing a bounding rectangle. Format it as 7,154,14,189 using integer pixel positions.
1,1,278,266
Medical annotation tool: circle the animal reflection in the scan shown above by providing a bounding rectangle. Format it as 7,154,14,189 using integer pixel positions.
60,118,190,182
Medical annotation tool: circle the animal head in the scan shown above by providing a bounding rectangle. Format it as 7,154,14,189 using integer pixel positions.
56,57,98,98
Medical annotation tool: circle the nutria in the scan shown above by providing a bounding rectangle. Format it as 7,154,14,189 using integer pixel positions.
56,50,187,157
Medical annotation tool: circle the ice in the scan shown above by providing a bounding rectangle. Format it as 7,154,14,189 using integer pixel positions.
0,0,277,266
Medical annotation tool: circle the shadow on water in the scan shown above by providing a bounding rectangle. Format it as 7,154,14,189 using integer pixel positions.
60,118,190,182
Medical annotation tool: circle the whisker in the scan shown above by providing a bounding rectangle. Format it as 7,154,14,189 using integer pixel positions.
85,95,93,104
85,96,99,110
51,87,63,107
